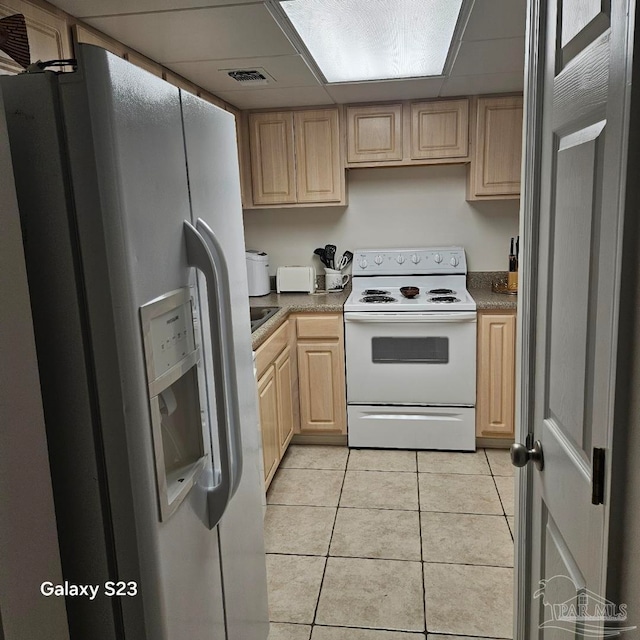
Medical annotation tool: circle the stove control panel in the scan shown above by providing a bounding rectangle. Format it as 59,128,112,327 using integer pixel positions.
352,248,467,276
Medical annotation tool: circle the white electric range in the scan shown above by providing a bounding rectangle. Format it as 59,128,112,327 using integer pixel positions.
344,247,477,451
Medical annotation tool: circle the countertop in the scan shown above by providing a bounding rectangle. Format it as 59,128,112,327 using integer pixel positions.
250,289,351,350
468,286,518,311
250,280,516,349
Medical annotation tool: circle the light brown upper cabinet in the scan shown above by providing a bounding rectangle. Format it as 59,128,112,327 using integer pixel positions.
294,109,342,203
346,98,470,167
246,107,345,208
347,103,403,163
249,111,297,206
468,95,523,200
410,99,469,160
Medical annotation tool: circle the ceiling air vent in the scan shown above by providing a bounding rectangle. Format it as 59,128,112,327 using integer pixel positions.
225,68,272,86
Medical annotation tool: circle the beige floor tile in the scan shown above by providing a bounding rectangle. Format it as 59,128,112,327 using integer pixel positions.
266,554,326,624
507,516,515,538
485,448,515,477
417,450,490,475
340,471,418,511
424,563,513,638
348,449,417,472
330,508,421,561
267,469,344,507
264,505,336,555
281,445,349,470
418,473,502,514
313,626,426,639
421,512,513,567
316,557,425,632
269,622,312,640
495,476,515,516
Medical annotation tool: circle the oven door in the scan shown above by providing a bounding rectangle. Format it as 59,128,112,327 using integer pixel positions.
344,311,477,405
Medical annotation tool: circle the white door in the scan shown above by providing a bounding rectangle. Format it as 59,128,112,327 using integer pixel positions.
517,1,635,638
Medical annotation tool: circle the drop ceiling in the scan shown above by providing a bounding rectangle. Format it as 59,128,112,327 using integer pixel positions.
52,0,526,109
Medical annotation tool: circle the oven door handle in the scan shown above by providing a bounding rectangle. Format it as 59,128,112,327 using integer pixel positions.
344,312,477,323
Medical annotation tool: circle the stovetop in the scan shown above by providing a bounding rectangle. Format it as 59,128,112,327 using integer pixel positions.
345,276,477,312
345,248,476,313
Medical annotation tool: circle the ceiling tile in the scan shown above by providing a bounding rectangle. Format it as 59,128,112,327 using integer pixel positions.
439,72,524,97
325,77,445,104
218,86,335,110
84,4,296,63
53,0,258,19
167,55,321,93
450,38,525,77
462,0,527,41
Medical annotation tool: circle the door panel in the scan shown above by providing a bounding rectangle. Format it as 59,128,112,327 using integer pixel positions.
523,0,631,637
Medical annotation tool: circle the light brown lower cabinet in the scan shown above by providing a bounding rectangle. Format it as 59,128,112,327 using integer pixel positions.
476,310,517,439
255,320,297,489
257,365,279,487
295,313,347,435
275,345,295,456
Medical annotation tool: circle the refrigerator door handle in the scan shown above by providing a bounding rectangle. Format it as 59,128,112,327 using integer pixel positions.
195,218,244,495
185,220,233,529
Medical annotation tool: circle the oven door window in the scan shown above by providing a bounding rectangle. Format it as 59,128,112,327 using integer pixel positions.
371,336,449,364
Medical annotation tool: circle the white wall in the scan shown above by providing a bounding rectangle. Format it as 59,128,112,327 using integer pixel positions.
243,164,520,274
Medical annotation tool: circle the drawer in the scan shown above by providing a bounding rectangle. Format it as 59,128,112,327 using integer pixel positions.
296,313,343,340
255,319,290,378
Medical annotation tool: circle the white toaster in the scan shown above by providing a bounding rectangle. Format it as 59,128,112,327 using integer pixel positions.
276,266,316,294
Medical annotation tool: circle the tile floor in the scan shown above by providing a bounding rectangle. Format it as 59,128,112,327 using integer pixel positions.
265,446,515,640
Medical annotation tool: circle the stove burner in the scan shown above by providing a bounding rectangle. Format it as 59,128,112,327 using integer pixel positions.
430,296,460,303
429,288,455,295
362,289,390,295
360,295,397,303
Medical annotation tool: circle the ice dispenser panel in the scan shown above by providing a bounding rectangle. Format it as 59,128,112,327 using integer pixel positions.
140,288,207,521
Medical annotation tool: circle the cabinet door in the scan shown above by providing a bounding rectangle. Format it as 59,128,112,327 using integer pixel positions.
275,346,294,455
410,99,469,160
297,341,346,434
294,108,342,203
476,312,516,438
249,111,296,205
471,96,523,197
347,104,403,163
1,0,72,75
257,365,279,487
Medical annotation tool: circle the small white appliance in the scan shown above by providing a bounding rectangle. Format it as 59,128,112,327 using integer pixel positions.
344,247,477,451
246,250,270,296
276,266,316,293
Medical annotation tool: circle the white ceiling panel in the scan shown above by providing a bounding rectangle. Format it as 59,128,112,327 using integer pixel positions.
84,4,296,63
218,86,334,109
462,0,527,41
167,55,320,92
325,77,445,104
440,72,524,97
450,38,525,77
53,0,259,19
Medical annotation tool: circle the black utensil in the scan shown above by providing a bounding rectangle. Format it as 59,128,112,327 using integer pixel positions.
324,244,337,270
314,247,330,268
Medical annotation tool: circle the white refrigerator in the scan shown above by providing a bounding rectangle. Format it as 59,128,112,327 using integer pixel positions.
1,45,269,640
